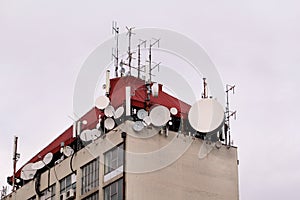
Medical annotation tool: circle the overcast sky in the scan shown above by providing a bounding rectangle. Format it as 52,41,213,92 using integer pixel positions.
1,0,300,199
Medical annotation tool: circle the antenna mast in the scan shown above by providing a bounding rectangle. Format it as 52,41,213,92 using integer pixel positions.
225,84,236,146
137,40,146,79
202,78,208,98
112,21,119,77
12,136,20,191
126,26,135,75
147,38,160,82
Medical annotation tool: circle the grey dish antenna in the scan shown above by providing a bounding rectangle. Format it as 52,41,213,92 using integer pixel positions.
63,146,74,157
149,105,170,127
132,121,145,132
104,105,115,117
21,163,37,180
43,152,53,165
188,98,225,133
137,109,148,120
31,160,45,170
114,106,124,119
104,118,115,130
95,96,110,109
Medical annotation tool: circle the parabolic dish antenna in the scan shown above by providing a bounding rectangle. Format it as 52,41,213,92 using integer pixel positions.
143,116,152,126
114,106,124,119
31,160,45,170
170,107,178,115
104,118,115,130
80,129,92,142
132,121,145,132
63,146,74,157
149,105,170,127
104,105,115,117
21,163,37,180
43,152,53,165
188,98,225,133
95,96,110,109
90,129,101,140
137,109,148,120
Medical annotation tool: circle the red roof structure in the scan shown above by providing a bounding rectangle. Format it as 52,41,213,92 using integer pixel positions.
11,76,190,181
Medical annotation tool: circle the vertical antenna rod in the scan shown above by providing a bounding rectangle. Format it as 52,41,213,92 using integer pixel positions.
126,26,135,75
148,38,160,82
12,136,20,191
112,21,119,77
137,40,146,79
225,84,236,146
202,78,208,98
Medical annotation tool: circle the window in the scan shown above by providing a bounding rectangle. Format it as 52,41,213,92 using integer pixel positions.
40,184,55,200
104,178,123,200
60,173,76,194
104,144,124,174
81,158,99,195
83,192,99,200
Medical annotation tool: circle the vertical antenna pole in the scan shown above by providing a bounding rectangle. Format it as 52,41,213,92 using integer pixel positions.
202,78,208,98
225,84,236,146
112,21,119,78
137,44,141,79
12,136,18,191
106,70,110,96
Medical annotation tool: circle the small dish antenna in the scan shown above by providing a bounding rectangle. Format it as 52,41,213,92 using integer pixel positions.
149,105,170,127
43,152,53,165
95,96,110,109
80,129,91,142
104,105,115,117
63,146,74,157
31,160,45,170
21,163,37,180
170,107,178,115
114,106,124,119
188,99,225,133
132,121,144,132
137,109,148,120
104,118,115,130
90,129,101,140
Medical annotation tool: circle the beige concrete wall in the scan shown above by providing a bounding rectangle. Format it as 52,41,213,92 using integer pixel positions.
126,129,239,200
3,122,239,200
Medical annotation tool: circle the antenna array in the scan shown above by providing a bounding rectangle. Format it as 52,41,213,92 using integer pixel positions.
225,84,237,146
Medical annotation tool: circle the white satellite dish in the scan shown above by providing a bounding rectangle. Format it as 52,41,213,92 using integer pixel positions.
170,107,178,115
90,129,101,140
132,121,144,132
137,109,148,120
188,98,225,133
82,120,88,125
31,160,45,170
104,105,115,117
21,163,37,180
149,105,170,127
80,129,92,142
151,83,159,97
143,116,152,126
104,118,115,130
63,146,74,157
95,96,110,109
114,106,124,119
43,152,53,165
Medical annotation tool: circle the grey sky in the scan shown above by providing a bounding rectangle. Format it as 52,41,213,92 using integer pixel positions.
1,0,300,199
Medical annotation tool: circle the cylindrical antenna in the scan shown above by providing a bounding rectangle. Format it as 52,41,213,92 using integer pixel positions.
12,136,19,191
106,70,110,96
